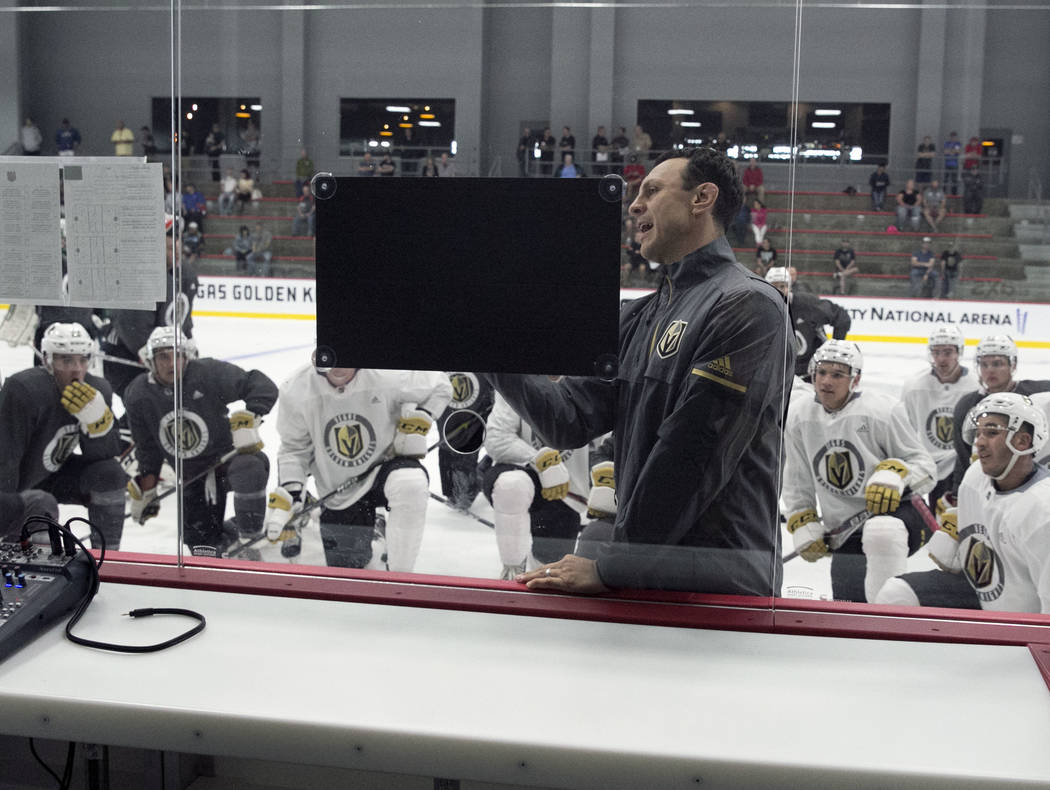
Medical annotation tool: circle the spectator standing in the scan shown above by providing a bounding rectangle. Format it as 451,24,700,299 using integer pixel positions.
537,128,556,175
20,118,43,155
240,121,261,172
420,156,439,177
218,168,238,215
294,149,314,196
896,178,922,231
138,126,156,157
377,153,397,177
939,241,963,298
832,239,859,295
516,126,533,177
621,154,646,201
357,152,376,177
943,132,962,195
869,164,890,211
963,135,982,170
55,118,81,156
609,126,630,170
248,222,273,277
711,131,729,154
632,124,652,158
292,185,315,237
741,160,765,203
962,164,984,214
922,179,947,233
111,120,134,156
205,123,226,182
750,199,768,245
558,126,576,163
754,238,777,276
437,152,456,177
398,128,422,175
729,199,751,247
591,126,610,176
909,237,938,298
915,135,936,183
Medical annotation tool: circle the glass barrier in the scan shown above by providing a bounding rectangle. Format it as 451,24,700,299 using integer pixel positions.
2,0,1049,633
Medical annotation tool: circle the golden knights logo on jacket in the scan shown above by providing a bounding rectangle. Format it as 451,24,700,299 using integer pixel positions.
323,413,377,468
959,522,1005,603
42,424,80,473
812,438,866,497
655,320,687,359
924,406,955,450
159,411,210,458
448,372,480,409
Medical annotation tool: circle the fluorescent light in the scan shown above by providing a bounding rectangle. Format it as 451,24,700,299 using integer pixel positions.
235,112,251,118
386,105,411,113
450,141,457,155
741,145,758,153
398,123,413,128
685,138,704,145
680,121,701,127
368,140,379,147
380,140,390,147
727,145,739,158
419,113,435,120
814,109,842,116
186,112,193,120
250,104,263,111
849,146,863,161
191,103,198,111
379,131,393,137
812,121,837,129
667,109,694,115
772,146,793,155
418,120,441,127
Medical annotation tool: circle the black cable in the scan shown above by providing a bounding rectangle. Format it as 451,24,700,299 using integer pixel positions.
27,738,75,789
19,514,206,654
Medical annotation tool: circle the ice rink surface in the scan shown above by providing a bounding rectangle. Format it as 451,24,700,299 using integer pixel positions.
5,313,1050,600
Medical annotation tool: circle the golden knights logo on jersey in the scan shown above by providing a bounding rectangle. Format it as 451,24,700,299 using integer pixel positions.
924,406,955,451
448,372,480,410
42,424,80,473
159,411,210,459
812,438,866,498
323,413,377,468
958,523,1005,603
656,320,687,359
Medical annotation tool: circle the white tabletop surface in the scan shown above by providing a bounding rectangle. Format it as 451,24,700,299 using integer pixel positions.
1,580,1049,789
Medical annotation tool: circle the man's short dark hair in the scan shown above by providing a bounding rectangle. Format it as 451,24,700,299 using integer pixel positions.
655,147,744,231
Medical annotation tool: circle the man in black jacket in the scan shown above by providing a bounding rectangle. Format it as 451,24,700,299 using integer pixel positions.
765,267,851,379
487,147,793,596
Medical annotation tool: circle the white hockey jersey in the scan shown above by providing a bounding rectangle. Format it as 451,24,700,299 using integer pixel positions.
484,392,591,497
275,365,452,509
899,366,980,481
783,390,936,528
956,462,1050,613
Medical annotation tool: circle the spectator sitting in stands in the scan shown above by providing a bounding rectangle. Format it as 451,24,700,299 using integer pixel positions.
869,164,890,211
832,238,859,295
940,240,963,299
218,168,238,216
909,236,938,298
754,238,777,277
729,199,751,248
292,185,315,238
182,222,204,265
962,164,984,214
555,153,584,178
741,160,765,203
621,154,646,201
437,152,456,177
750,199,768,245
896,179,922,231
182,183,207,232
248,222,273,277
622,220,648,284
922,179,947,233
420,156,438,177
234,169,255,214
377,153,396,177
227,225,252,272
357,152,376,176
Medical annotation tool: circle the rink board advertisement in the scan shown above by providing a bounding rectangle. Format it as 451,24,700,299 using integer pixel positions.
190,277,1050,348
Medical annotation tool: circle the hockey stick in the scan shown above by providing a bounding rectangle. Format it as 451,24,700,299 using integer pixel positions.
428,491,495,528
124,448,238,520
783,507,870,563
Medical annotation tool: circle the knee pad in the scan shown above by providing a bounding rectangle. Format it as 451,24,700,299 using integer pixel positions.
490,469,534,515
862,516,908,557
873,576,920,607
81,458,127,495
383,466,429,510
226,452,269,491
22,489,59,521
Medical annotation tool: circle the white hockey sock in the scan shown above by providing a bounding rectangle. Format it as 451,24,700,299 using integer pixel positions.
383,468,429,573
494,512,531,567
862,516,909,603
873,576,920,606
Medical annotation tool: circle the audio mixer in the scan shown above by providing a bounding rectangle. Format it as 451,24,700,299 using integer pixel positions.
0,539,93,664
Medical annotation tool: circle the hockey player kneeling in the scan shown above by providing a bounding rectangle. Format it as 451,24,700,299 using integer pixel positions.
124,327,278,557
876,393,1050,612
0,323,125,548
482,394,594,579
265,363,452,571
782,340,937,602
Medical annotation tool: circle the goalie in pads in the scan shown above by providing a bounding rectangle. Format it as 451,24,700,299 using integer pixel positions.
782,340,936,602
265,362,451,571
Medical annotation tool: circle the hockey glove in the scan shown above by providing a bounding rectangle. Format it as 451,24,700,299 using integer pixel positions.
787,508,828,562
61,381,114,437
586,461,616,518
935,492,957,519
530,447,570,501
927,507,962,573
229,410,264,454
393,405,433,458
864,459,908,514
127,475,160,525
265,485,303,543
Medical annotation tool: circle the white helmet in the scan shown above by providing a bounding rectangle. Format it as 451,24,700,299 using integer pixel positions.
41,322,95,371
808,339,863,382
143,326,197,375
928,324,965,354
975,334,1017,370
765,267,791,287
963,392,1048,480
